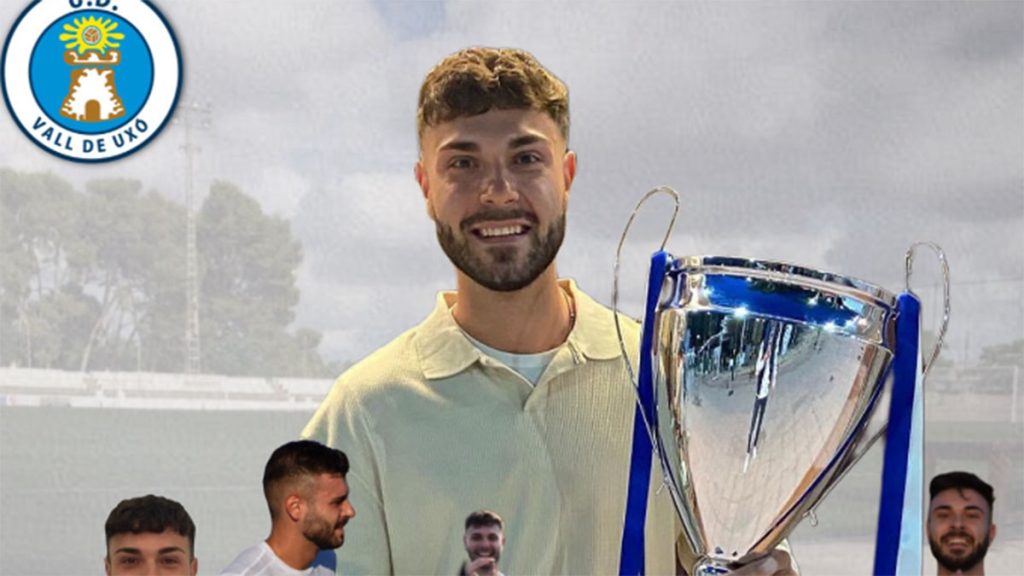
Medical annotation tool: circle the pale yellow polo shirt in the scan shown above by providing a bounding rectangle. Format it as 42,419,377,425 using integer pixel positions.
302,281,678,575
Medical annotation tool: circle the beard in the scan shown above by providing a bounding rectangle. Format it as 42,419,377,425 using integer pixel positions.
929,529,991,573
302,513,345,550
436,208,566,292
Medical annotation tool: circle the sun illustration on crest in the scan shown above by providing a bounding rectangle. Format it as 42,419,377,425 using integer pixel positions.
59,16,124,55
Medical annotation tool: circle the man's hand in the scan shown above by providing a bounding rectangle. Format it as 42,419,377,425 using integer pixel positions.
730,548,797,576
464,556,498,576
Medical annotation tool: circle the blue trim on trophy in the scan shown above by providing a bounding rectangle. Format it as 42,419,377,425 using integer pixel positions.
639,252,669,455
620,403,652,576
873,293,921,576
619,250,672,576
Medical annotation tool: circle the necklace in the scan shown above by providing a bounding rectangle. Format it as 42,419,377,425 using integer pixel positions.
561,287,576,331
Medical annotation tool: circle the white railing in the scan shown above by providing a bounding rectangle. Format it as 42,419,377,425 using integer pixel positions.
0,367,334,411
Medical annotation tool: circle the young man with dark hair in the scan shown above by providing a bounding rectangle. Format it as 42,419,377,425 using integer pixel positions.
104,494,197,576
459,510,505,576
220,440,355,576
928,471,997,576
304,46,794,575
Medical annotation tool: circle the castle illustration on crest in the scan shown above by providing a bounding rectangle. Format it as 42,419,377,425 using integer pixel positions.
58,15,125,122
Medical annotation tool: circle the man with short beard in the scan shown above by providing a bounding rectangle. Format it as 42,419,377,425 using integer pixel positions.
303,46,794,575
928,471,997,576
458,510,505,576
221,441,355,576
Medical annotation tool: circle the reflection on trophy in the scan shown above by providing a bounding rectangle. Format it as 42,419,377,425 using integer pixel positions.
615,188,949,575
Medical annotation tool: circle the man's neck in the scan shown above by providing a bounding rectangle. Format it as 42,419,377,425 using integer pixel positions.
266,530,317,571
453,267,572,354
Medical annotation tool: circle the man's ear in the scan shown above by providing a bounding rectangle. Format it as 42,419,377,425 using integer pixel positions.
285,493,305,522
190,557,198,576
104,556,112,576
989,523,997,544
415,160,436,220
562,149,577,201
415,160,429,199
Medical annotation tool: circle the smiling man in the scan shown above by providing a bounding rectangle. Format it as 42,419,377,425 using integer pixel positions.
303,46,792,574
928,471,997,576
220,440,355,576
104,495,197,576
459,510,506,576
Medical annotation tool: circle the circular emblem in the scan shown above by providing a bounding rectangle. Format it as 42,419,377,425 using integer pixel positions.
2,0,181,162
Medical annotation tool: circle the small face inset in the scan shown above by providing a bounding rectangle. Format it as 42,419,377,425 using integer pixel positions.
927,487,996,572
105,529,196,576
301,473,356,550
464,524,504,574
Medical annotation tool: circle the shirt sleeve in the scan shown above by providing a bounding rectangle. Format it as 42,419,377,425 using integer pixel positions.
303,377,393,575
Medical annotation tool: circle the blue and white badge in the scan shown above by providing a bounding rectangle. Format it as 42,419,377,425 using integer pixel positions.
2,0,181,162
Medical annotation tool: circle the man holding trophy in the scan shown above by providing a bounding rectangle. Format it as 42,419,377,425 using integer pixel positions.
303,47,796,574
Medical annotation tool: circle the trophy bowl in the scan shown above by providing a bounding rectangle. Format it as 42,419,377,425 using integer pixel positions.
650,255,899,573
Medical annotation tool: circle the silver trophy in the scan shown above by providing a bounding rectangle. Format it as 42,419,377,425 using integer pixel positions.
614,188,949,575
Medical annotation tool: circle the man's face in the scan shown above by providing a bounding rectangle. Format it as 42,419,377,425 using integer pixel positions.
928,487,996,572
464,524,504,570
301,473,355,550
415,108,576,292
104,529,197,576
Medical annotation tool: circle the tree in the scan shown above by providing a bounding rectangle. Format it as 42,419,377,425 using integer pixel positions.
77,178,187,371
0,169,91,368
1,168,331,377
21,284,100,369
198,181,329,377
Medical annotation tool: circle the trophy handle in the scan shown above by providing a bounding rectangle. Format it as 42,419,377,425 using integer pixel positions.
905,241,951,376
857,241,952,448
613,185,680,435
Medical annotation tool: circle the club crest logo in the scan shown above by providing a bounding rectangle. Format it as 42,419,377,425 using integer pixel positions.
2,0,181,162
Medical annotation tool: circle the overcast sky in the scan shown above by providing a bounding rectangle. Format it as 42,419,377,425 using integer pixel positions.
2,0,1021,365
